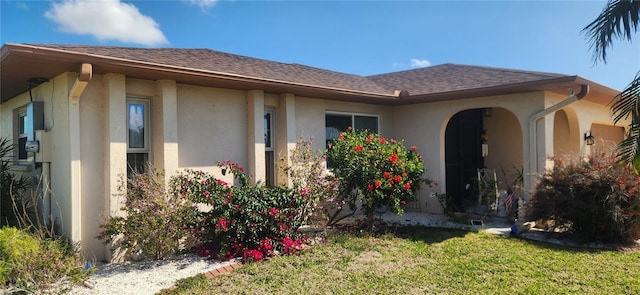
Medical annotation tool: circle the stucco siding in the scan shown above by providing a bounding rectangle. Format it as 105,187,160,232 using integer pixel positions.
176,85,247,181
79,75,107,260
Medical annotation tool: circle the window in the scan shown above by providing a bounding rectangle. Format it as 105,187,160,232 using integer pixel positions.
16,109,27,161
325,113,379,144
127,99,150,176
325,113,379,167
264,110,275,186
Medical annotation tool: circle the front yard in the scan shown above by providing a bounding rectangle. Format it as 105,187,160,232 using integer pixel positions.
162,227,640,294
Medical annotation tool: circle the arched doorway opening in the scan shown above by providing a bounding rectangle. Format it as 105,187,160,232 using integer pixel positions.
445,107,523,212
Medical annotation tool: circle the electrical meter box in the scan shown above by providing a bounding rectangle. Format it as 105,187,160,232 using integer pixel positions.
34,130,51,163
20,101,44,163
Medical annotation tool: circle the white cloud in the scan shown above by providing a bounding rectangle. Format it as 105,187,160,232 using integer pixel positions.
410,59,431,68
184,0,217,10
44,0,168,46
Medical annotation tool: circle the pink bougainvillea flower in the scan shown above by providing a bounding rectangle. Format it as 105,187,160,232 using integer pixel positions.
347,126,353,130
411,145,417,151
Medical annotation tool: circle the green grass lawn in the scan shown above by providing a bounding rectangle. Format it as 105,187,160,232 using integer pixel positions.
161,227,640,295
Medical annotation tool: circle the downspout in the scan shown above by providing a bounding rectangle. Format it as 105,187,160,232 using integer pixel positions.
67,63,92,243
527,84,589,193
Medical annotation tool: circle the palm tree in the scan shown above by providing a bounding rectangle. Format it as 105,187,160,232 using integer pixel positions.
583,0,640,172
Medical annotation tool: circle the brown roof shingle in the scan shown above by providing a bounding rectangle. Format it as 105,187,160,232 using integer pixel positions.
33,44,393,95
367,63,568,96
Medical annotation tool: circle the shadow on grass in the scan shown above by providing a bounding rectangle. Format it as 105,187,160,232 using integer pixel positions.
344,222,639,254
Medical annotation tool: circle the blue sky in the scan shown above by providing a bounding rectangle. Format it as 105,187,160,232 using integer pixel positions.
1,0,638,90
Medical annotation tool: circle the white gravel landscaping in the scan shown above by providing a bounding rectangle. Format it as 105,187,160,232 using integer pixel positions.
69,255,239,295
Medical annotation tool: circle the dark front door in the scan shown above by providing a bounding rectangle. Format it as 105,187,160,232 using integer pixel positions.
445,109,484,211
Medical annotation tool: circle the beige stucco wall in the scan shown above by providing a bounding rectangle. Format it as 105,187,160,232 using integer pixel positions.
393,92,545,213
0,71,627,262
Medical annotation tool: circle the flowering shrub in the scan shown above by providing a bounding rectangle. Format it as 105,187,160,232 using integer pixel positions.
529,152,640,243
280,137,339,225
170,161,307,262
326,128,428,219
99,167,199,260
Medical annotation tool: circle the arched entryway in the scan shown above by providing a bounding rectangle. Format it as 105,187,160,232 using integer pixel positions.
553,109,580,158
445,107,523,212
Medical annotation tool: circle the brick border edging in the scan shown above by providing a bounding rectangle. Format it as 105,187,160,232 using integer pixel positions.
167,261,244,291
203,261,244,279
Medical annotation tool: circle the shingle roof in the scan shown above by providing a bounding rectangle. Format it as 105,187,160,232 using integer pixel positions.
367,63,568,96
32,44,393,95
6,43,608,104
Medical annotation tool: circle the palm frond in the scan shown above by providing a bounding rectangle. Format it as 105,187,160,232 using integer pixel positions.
617,122,640,165
582,0,640,63
611,71,640,124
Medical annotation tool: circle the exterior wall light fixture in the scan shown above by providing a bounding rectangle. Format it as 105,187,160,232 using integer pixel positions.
584,131,595,146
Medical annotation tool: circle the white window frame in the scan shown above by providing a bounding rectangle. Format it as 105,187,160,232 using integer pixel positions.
126,98,150,153
264,109,275,152
325,111,380,137
13,107,28,162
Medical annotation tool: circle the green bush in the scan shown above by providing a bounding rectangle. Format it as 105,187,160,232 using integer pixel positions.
0,137,29,227
529,153,640,243
170,161,308,261
325,128,428,220
0,226,90,292
99,166,199,260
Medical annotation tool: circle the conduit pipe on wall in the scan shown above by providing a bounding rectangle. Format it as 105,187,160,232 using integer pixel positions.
66,63,92,242
527,84,589,193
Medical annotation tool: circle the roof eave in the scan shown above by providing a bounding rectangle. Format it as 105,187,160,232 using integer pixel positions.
395,75,618,105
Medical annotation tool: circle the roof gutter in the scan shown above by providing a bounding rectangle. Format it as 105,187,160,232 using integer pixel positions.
526,84,589,192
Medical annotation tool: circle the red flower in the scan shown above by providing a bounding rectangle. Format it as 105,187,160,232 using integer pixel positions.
389,154,398,163
269,207,279,216
367,184,374,191
355,145,363,152
394,175,402,183
404,183,411,190
338,133,344,139
411,146,417,151
379,138,387,144
218,218,228,232
244,249,264,261
347,126,353,131
375,180,382,188
383,171,391,179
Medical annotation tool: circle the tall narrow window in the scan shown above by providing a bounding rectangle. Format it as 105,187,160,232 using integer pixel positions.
127,99,150,176
264,110,275,186
16,110,28,161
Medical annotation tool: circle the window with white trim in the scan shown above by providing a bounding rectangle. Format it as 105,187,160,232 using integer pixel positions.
15,109,28,161
126,98,150,176
264,110,275,186
325,112,379,167
325,113,379,143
